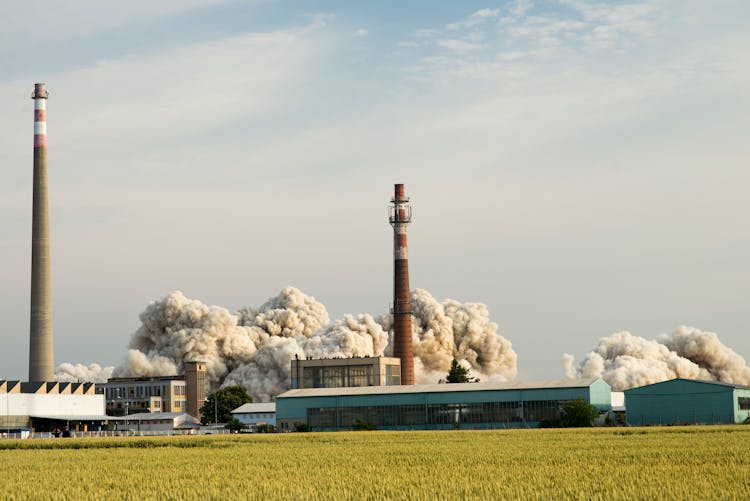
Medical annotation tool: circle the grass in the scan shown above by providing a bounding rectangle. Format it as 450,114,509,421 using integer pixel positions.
0,426,749,500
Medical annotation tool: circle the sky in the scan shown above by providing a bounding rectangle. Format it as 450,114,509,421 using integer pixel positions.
1,0,748,381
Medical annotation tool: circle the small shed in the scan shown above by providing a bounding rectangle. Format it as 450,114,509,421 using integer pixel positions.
624,378,750,426
112,412,200,432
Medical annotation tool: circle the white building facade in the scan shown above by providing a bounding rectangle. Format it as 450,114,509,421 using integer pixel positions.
231,403,276,429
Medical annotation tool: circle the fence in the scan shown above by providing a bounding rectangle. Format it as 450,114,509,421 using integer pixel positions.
1,428,232,440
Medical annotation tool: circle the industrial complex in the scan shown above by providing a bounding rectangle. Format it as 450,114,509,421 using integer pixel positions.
4,84,749,438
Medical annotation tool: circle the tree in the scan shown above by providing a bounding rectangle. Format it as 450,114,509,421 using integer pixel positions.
445,359,480,383
225,417,245,433
560,398,599,427
200,385,253,425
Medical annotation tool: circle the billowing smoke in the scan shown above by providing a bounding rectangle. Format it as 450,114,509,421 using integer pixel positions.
55,362,114,383
380,289,517,384
56,286,517,401
563,326,750,390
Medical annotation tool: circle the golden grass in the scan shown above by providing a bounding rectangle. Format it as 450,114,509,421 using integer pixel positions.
0,426,749,500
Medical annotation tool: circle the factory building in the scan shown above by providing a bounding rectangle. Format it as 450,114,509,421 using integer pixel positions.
98,362,207,418
0,380,106,432
290,356,402,389
624,378,750,426
99,376,188,416
276,377,611,431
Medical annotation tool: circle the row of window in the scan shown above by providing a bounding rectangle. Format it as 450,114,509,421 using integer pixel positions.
298,364,402,388
302,366,375,388
307,400,567,429
105,384,184,399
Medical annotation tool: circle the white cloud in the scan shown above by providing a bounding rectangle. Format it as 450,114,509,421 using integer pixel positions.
446,8,500,30
471,8,501,19
436,39,483,53
509,0,534,18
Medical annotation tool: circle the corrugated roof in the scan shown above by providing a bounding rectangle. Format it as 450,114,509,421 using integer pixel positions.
231,403,276,414
277,377,601,399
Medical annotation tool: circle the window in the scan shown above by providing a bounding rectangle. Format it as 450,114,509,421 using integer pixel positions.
349,366,373,387
739,397,750,410
385,365,401,386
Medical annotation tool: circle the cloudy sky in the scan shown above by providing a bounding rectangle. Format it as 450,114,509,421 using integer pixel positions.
1,0,748,380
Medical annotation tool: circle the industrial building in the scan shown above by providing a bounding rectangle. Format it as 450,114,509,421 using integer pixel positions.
231,403,276,430
0,380,106,432
624,378,750,426
111,412,200,433
276,377,611,431
290,356,402,389
99,376,188,416
99,362,207,419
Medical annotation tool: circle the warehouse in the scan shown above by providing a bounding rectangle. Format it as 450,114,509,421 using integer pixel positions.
624,378,750,426
276,377,611,431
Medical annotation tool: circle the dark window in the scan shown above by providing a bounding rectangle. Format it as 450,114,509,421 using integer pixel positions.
739,397,750,410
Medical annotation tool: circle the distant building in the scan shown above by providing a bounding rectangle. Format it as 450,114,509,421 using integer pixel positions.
112,412,200,433
99,376,187,416
0,380,106,433
277,377,611,431
290,356,401,389
98,362,208,419
231,403,276,430
625,378,750,426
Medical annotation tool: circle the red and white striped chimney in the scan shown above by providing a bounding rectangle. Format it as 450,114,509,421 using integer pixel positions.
29,83,54,382
389,183,415,385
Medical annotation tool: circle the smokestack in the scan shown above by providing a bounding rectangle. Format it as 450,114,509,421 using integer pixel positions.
29,83,54,382
389,183,415,385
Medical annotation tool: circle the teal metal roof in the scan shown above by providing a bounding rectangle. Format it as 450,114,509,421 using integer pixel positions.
278,377,601,399
624,378,750,393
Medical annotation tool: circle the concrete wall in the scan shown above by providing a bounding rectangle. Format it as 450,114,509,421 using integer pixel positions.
235,412,277,426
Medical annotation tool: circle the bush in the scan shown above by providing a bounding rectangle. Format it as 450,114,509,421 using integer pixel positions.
353,419,376,431
538,418,562,428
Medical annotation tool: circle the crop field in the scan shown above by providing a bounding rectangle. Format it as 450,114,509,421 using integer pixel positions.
0,426,749,500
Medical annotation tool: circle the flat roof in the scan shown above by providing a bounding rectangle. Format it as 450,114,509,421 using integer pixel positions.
232,403,276,414
30,414,110,421
278,377,602,398
104,376,184,384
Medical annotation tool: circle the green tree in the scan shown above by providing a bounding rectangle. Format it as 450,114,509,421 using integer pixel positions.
200,385,253,425
225,417,245,433
560,398,599,427
445,359,480,383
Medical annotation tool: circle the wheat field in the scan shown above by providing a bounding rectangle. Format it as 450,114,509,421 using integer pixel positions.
0,426,748,500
